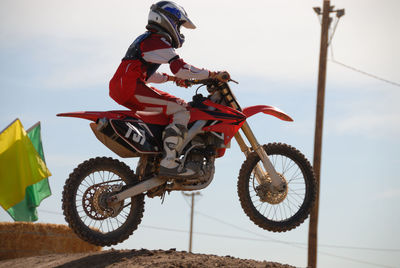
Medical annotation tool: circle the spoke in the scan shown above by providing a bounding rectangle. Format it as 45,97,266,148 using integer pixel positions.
282,160,297,176
88,173,96,185
77,188,85,195
98,218,105,232
121,211,130,219
287,193,302,206
116,217,124,228
289,187,306,193
108,172,117,182
282,198,294,217
261,203,269,216
289,169,303,182
266,204,273,219
250,193,259,199
272,155,277,166
107,218,114,232
96,171,102,183
88,218,94,228
118,210,128,220
106,217,110,232
289,188,305,201
255,201,264,209
278,203,284,220
288,181,306,185
118,214,127,223
81,179,92,188
281,201,288,220
286,194,302,209
272,205,278,221
281,156,289,174
77,207,85,213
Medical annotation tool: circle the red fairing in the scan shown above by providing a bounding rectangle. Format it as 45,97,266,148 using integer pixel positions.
57,110,170,125
242,105,293,122
188,99,246,157
188,99,246,123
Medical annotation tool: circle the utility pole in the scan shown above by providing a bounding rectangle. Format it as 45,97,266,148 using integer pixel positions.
308,1,331,267
308,2,345,267
183,191,201,253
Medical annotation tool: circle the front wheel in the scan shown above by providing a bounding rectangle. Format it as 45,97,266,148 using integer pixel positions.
62,157,145,246
238,143,316,232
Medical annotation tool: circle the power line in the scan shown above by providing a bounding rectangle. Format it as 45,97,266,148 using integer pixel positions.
195,210,297,247
142,223,400,252
141,223,397,268
323,6,400,89
328,33,400,88
330,58,400,88
195,210,400,252
318,249,397,268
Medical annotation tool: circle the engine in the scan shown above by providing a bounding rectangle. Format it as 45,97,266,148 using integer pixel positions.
169,133,223,190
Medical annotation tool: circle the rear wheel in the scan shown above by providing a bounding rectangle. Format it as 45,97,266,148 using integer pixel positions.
238,143,316,232
62,157,145,246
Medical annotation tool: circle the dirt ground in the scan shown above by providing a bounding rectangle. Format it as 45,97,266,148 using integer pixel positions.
0,248,296,268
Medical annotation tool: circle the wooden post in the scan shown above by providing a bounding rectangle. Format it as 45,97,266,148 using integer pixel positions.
308,1,331,267
189,193,195,253
183,191,201,253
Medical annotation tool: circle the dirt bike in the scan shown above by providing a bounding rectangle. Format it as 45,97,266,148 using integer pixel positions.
57,76,317,247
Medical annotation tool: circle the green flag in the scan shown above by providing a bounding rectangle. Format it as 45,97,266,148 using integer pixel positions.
0,120,52,220
6,122,52,221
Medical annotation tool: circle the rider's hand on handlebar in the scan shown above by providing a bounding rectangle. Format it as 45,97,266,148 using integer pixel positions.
165,74,189,88
174,78,189,88
210,71,230,82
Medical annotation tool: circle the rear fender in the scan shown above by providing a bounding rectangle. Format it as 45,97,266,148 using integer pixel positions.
57,111,133,122
57,110,170,125
242,105,293,122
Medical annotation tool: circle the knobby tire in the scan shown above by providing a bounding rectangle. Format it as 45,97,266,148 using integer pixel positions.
238,143,316,232
62,157,145,246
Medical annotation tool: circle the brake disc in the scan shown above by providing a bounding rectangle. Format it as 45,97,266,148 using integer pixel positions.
255,173,288,205
83,184,124,219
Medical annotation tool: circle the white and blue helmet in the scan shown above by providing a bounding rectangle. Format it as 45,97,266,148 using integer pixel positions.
147,1,196,48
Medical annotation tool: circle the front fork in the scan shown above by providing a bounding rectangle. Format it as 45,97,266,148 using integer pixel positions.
222,88,285,192
235,123,285,192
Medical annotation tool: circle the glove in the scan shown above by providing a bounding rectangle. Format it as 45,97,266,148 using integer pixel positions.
164,73,189,88
210,71,230,82
175,78,189,88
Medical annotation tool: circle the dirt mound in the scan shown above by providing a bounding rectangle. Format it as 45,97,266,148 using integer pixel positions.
0,248,295,268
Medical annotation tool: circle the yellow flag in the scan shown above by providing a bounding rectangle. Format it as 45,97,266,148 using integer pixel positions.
0,119,52,210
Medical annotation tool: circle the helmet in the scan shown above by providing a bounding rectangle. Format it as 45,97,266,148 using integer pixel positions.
147,1,196,48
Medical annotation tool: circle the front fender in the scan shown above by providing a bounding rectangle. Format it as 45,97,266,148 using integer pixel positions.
243,105,293,122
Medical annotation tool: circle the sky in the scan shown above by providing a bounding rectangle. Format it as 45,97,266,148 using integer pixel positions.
0,0,400,267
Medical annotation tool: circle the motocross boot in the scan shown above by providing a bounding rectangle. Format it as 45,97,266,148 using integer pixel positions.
158,124,195,178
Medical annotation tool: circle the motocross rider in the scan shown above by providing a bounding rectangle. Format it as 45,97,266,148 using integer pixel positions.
109,1,228,177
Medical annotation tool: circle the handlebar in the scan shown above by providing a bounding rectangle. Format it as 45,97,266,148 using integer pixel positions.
184,77,238,87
